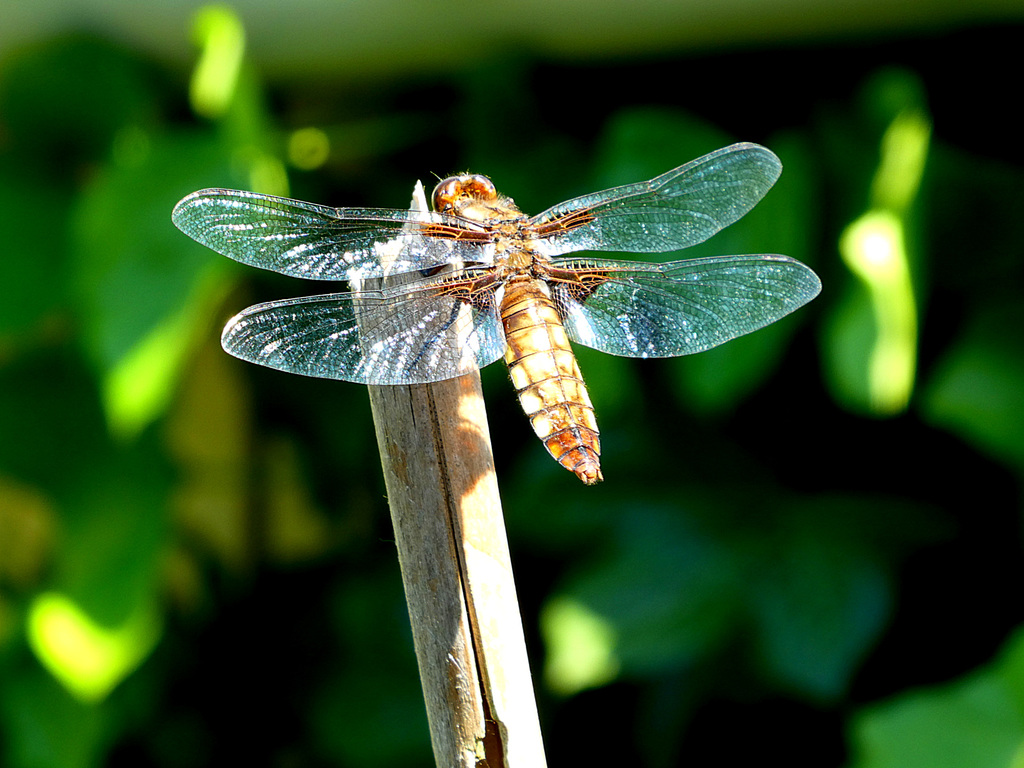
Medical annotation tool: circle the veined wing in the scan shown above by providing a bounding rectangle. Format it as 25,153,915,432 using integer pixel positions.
172,188,496,281
548,254,821,358
220,275,506,384
530,143,782,257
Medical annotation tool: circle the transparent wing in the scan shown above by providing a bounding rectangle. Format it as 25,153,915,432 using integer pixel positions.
530,143,782,256
220,278,506,384
172,188,495,281
549,254,821,358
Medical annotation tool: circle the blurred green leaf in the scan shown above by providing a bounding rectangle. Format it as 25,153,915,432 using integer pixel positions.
0,668,107,768
748,498,893,701
455,60,588,210
822,69,930,418
592,107,731,188
538,489,937,704
27,590,162,703
555,501,744,675
542,594,620,695
18,438,170,703
185,5,288,198
921,304,1024,472
70,129,233,366
850,626,1024,768
0,163,71,335
0,36,157,169
0,474,56,589
311,665,431,768
53,443,170,624
0,354,108,492
823,281,876,409
311,570,431,767
189,5,247,120
69,130,239,436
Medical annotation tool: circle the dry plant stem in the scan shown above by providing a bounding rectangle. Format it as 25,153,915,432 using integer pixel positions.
363,183,547,768
367,375,547,768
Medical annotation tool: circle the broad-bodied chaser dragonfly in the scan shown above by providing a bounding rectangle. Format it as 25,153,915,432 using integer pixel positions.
172,143,820,484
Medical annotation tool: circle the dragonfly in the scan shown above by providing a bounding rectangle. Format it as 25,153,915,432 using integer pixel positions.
172,142,820,485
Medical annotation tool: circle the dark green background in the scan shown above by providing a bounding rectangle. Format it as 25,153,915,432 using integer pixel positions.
1,5,1023,767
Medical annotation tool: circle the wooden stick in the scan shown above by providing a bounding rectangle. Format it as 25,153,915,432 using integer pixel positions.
365,184,547,768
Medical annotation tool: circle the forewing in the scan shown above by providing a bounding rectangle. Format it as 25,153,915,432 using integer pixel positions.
550,255,821,358
172,188,495,280
530,143,782,256
220,279,506,384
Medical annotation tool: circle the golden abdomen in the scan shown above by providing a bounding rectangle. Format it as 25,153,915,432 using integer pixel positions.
499,278,602,484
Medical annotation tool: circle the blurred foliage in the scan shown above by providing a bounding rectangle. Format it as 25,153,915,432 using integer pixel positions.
850,627,1024,768
0,6,1023,768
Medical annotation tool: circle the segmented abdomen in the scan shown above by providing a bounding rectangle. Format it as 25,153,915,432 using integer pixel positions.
499,278,602,484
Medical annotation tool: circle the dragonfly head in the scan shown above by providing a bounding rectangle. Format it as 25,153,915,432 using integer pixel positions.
432,173,521,223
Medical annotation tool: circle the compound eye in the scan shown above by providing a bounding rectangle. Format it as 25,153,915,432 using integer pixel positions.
431,174,497,212
431,177,461,212
460,174,497,201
